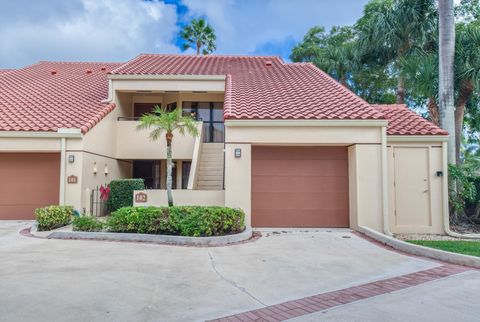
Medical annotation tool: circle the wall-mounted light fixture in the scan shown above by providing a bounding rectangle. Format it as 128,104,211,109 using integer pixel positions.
234,148,242,158
68,154,75,163
104,164,109,176
93,162,98,175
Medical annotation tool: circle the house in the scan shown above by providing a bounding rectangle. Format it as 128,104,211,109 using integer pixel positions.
0,54,449,234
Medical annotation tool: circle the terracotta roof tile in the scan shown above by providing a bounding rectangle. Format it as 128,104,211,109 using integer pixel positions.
372,104,448,135
0,69,15,74
111,54,384,120
0,62,122,133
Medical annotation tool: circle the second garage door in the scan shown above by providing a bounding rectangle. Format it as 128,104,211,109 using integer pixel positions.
252,146,349,227
0,153,60,220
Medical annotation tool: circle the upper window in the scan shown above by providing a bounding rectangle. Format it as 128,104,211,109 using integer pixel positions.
133,103,161,119
182,102,224,143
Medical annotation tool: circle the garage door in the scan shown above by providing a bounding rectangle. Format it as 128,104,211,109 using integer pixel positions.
252,146,349,227
0,153,60,220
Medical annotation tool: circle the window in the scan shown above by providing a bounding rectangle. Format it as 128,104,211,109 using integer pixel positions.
132,160,160,189
166,102,177,112
182,161,191,189
133,103,161,119
182,101,224,142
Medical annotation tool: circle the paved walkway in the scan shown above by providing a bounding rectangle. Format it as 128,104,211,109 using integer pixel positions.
0,222,478,321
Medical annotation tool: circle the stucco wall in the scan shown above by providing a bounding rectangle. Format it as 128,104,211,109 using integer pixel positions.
348,144,384,232
133,189,224,207
224,143,252,226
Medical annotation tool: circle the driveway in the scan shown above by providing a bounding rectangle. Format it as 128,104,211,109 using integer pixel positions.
0,222,478,322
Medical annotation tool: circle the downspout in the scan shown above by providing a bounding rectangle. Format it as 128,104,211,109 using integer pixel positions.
59,137,66,205
442,141,480,239
381,126,393,236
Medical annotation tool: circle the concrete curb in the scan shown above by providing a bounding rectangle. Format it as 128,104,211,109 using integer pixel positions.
358,226,480,268
46,226,253,247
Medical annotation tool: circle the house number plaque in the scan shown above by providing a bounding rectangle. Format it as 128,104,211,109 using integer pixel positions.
67,175,78,184
135,192,148,203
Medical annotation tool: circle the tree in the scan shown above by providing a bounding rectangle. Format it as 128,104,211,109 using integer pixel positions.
290,25,396,103
137,106,198,206
438,0,457,164
453,23,480,163
180,18,216,55
357,0,437,104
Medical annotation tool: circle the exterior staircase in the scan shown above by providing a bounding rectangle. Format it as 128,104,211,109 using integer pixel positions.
196,143,224,190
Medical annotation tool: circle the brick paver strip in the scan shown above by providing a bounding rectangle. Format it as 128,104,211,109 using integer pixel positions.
209,265,470,322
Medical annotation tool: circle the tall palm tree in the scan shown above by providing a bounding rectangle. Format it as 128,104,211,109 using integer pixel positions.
438,0,457,164
180,18,216,55
137,106,198,206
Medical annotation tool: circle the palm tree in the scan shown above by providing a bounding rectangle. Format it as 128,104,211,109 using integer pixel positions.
438,0,456,164
180,18,216,55
357,0,436,104
453,23,480,163
137,106,198,206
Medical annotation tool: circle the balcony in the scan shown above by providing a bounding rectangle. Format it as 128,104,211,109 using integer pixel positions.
116,119,202,159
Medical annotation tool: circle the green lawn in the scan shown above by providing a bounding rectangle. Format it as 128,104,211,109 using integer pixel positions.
407,240,480,257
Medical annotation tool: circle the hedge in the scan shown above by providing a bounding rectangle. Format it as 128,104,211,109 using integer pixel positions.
108,179,145,212
106,206,245,237
72,216,105,232
35,205,73,231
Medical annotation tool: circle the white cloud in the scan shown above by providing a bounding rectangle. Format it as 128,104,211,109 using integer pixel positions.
182,0,368,56
0,0,180,68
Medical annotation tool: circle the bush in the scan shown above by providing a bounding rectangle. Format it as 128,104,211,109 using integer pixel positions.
448,163,477,219
107,206,245,237
35,205,73,231
107,206,174,234
73,216,105,232
108,179,145,212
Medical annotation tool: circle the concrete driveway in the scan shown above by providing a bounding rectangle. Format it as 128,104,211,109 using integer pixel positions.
0,222,478,322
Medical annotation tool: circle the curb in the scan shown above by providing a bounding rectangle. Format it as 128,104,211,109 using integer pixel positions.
45,226,253,247
358,226,480,268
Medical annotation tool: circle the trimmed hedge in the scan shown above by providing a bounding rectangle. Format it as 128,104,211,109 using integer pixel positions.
72,216,105,232
35,205,73,231
108,179,145,212
107,206,245,237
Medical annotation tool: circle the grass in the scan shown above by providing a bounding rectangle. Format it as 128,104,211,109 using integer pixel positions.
407,240,480,257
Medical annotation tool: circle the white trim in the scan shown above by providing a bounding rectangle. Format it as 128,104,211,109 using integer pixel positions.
59,138,66,205
108,74,226,81
0,129,83,139
387,135,448,142
101,79,114,103
225,119,388,127
381,126,392,236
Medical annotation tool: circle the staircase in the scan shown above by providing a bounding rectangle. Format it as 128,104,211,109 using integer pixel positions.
196,143,224,190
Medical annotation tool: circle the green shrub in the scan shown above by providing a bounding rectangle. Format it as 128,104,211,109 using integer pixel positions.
108,179,145,212
72,216,105,232
107,206,245,237
35,205,73,231
107,206,174,234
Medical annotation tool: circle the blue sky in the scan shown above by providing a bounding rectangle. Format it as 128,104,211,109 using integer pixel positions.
0,0,369,68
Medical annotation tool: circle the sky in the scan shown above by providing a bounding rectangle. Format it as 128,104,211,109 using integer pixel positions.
0,0,369,69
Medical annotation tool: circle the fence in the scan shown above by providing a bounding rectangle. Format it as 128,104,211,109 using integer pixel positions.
88,186,108,217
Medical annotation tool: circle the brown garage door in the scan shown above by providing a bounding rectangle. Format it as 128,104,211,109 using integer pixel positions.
252,146,349,227
0,153,60,220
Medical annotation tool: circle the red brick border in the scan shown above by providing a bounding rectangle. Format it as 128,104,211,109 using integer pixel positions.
209,265,470,322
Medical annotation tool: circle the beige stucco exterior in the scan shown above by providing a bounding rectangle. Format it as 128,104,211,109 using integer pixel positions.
0,76,449,235
133,189,224,207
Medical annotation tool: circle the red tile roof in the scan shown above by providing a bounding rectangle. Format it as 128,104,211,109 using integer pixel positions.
0,62,122,133
0,69,14,74
0,55,447,136
372,104,448,135
111,54,384,120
